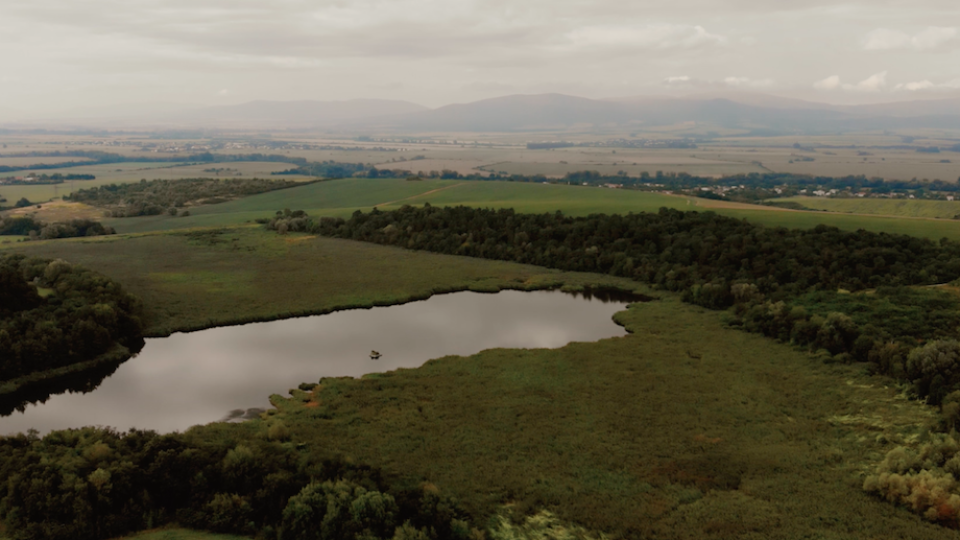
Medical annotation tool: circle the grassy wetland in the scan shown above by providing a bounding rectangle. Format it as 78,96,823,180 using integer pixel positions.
7,132,960,540
5,228,959,539
5,227,639,336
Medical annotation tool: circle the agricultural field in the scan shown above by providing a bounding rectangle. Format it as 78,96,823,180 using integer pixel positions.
0,200,104,222
100,178,469,233
776,196,960,220
4,228,954,539
697,146,960,181
0,156,96,167
336,132,960,181
99,178,960,242
0,161,312,205
0,162,178,204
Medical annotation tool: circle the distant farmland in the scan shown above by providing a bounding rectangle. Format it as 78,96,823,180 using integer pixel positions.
99,177,960,241
777,196,960,220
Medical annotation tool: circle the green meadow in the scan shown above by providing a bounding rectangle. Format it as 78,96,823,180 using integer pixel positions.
102,178,960,241
8,228,636,336
778,196,960,220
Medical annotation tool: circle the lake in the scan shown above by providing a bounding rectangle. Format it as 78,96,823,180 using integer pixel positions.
0,289,635,435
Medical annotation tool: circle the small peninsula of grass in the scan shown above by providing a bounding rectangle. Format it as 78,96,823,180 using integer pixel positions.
6,227,640,337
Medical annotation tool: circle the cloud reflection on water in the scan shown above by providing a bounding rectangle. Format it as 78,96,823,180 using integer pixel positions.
0,290,630,435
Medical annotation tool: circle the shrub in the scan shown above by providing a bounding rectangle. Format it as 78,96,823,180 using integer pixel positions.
279,480,398,540
907,340,960,404
864,434,960,526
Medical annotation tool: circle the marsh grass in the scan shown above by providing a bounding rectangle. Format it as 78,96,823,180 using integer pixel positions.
5,228,958,538
260,294,951,539
5,227,638,336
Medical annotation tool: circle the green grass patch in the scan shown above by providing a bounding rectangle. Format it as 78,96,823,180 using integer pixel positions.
778,196,960,220
6,227,638,336
118,528,250,540
104,179,960,242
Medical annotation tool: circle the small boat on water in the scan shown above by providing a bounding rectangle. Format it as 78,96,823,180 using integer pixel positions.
370,350,381,360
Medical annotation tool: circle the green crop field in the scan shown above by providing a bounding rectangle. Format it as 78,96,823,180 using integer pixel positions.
777,196,960,220
101,178,467,234
101,178,960,241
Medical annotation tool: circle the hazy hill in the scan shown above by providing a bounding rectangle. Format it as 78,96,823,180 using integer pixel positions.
611,91,836,111
166,99,429,129
350,92,960,133
14,93,960,133
356,93,848,132
841,98,960,118
363,93,627,131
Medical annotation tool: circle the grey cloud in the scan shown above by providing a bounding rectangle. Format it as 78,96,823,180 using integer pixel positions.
864,27,958,51
2,0,960,118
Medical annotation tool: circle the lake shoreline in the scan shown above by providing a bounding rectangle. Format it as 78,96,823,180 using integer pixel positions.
143,281,652,338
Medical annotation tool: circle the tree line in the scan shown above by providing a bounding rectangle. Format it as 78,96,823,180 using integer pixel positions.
0,254,144,382
0,425,478,540
270,204,960,407
0,173,96,185
0,216,115,240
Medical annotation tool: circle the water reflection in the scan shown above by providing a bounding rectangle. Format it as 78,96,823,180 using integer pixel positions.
0,290,633,435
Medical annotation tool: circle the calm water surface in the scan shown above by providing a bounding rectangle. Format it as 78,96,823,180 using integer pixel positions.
0,290,633,435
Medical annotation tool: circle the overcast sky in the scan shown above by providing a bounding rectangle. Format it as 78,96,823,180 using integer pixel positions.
2,0,959,119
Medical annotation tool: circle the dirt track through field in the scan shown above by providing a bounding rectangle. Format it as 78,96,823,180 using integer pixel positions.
374,182,465,208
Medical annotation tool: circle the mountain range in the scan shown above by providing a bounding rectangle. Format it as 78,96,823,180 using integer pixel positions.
15,93,960,134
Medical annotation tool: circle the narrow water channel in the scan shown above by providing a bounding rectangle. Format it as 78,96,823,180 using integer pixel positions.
0,290,635,435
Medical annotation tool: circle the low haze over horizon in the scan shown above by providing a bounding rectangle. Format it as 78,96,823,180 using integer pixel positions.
3,0,960,121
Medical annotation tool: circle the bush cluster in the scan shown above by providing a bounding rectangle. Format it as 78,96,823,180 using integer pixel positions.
0,216,115,240
66,178,305,217
0,254,144,381
864,435,960,527
735,294,960,403
0,426,478,540
0,215,42,236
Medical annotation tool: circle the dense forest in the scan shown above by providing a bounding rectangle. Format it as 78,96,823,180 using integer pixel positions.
66,177,310,217
0,253,144,383
0,216,115,240
0,425,477,540
270,205,960,408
